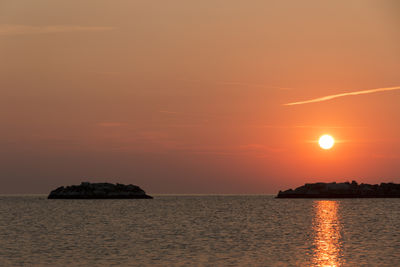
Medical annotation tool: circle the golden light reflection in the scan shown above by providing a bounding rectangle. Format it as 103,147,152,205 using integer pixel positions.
312,201,344,267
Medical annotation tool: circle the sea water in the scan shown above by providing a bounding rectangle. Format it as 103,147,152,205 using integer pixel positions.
0,195,399,266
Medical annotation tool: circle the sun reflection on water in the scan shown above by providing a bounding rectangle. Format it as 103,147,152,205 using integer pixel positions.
312,201,344,267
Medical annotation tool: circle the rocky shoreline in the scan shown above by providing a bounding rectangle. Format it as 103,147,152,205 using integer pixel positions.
48,182,153,199
277,181,400,198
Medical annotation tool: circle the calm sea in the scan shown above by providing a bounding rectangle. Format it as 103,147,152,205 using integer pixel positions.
0,195,399,266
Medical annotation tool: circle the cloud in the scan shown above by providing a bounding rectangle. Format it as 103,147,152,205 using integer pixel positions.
256,124,364,129
372,153,400,159
169,144,285,157
284,86,400,106
178,79,292,90
217,81,292,90
159,110,179,114
238,144,285,153
97,122,126,127
0,24,114,36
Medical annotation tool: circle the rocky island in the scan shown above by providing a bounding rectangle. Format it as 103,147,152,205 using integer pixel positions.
277,181,400,198
48,182,153,199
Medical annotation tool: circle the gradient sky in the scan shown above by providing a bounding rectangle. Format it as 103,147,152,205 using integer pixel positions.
1,0,400,194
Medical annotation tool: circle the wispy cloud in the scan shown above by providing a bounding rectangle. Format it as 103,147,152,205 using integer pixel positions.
284,86,400,106
217,81,292,90
178,79,292,90
172,144,285,157
159,110,180,114
97,122,126,127
256,124,364,129
0,24,114,36
372,153,400,159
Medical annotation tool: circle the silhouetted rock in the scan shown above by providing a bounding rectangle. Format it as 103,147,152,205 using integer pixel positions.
48,182,153,199
276,181,400,198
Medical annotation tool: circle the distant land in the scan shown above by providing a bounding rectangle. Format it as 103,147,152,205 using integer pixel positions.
277,181,400,198
48,182,153,199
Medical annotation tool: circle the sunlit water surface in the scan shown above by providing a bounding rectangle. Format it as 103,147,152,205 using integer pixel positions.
0,195,399,266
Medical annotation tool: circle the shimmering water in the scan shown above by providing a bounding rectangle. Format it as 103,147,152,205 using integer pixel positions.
0,195,399,266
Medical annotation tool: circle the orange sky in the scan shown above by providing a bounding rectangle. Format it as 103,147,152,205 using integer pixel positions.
1,0,400,193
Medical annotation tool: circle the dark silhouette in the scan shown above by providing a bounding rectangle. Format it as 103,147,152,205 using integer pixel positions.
277,181,400,198
48,182,153,199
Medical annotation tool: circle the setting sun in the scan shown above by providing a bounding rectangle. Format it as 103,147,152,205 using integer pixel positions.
319,135,335,150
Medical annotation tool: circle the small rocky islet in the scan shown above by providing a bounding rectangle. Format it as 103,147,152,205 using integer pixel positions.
277,181,400,198
48,182,153,199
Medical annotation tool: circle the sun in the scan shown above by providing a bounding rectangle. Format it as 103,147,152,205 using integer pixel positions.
318,134,335,150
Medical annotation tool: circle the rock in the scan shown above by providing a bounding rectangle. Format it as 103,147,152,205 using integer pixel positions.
276,181,400,198
48,182,153,199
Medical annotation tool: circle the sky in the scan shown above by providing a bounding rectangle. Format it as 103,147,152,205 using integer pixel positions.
1,0,400,194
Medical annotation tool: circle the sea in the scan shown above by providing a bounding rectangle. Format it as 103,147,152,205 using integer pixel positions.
0,195,399,266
